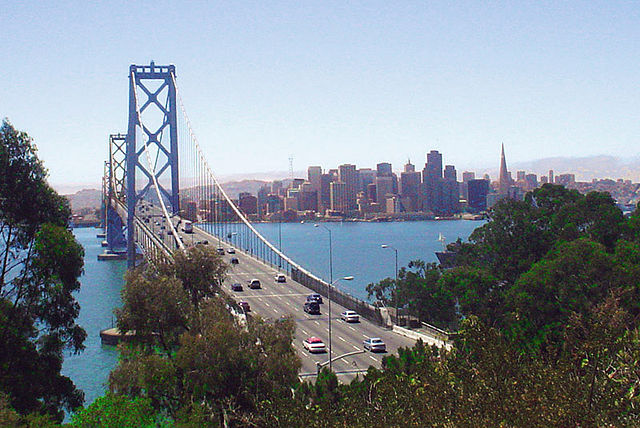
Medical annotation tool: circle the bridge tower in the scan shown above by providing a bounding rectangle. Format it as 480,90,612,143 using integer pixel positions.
105,134,127,253
126,62,180,267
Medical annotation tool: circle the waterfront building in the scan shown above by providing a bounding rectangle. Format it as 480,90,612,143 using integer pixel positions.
330,181,348,213
238,193,257,215
468,179,489,212
375,176,394,206
319,173,333,213
338,163,359,211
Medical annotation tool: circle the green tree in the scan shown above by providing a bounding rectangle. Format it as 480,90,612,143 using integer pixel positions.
0,119,86,421
70,394,159,428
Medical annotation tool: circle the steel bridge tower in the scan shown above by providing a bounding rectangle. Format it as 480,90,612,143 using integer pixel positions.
126,62,180,267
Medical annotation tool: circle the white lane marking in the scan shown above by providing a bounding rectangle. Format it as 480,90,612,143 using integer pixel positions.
348,326,357,332
285,301,292,307
276,295,283,301
264,302,270,307
369,355,379,362
338,336,347,342
301,329,308,335
352,345,360,350
257,298,263,302
314,321,320,326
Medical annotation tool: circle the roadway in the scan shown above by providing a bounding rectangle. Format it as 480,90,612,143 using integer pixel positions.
135,204,417,379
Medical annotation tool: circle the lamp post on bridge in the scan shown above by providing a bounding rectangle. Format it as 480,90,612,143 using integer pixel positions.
381,244,399,326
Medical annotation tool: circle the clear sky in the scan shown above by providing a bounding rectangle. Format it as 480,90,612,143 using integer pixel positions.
2,1,639,191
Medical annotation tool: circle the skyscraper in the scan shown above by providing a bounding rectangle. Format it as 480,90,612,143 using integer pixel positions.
329,181,348,213
338,164,358,211
376,162,392,177
498,144,510,195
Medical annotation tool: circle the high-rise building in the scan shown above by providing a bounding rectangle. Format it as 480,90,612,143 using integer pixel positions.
468,179,489,212
404,159,415,173
516,171,526,181
376,162,392,177
399,169,421,211
338,164,358,211
462,171,475,182
319,173,333,213
444,165,457,182
358,168,376,192
498,144,511,195
366,183,377,202
330,181,348,213
375,176,394,205
548,170,554,184
425,150,443,181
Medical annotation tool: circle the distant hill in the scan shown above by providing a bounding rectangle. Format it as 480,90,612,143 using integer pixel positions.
220,179,270,199
476,155,640,182
65,188,101,211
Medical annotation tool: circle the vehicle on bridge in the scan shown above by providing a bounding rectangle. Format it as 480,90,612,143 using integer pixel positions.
363,337,386,352
231,283,243,292
183,220,193,233
248,279,261,289
302,337,326,353
274,274,286,283
216,248,225,255
307,294,323,304
341,310,360,323
230,257,239,264
238,301,250,312
227,248,235,254
303,301,320,314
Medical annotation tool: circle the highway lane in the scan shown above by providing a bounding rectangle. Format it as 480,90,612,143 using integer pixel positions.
135,206,417,379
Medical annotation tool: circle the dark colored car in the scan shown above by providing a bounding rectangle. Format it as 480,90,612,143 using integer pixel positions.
303,301,320,315
307,294,323,304
238,301,250,312
231,283,243,291
230,257,239,264
216,248,225,255
248,279,261,289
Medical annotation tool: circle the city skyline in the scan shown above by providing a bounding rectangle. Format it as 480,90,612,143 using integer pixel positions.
2,2,639,191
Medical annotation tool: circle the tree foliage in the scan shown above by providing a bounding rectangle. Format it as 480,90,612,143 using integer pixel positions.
0,119,85,421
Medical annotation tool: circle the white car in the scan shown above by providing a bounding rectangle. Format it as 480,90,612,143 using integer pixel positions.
303,337,326,353
363,337,386,352
274,274,286,283
340,310,359,323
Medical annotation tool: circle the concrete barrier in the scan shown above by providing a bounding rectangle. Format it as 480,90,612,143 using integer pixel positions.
392,325,451,349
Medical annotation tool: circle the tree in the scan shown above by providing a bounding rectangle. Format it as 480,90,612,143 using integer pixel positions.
70,394,159,428
109,249,300,425
0,119,86,421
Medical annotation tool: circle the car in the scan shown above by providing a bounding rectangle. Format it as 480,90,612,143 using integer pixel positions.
230,257,239,265
231,283,243,291
227,248,236,254
216,248,225,255
303,301,320,315
363,337,386,352
340,310,360,323
238,301,250,312
201,240,208,245
307,294,323,304
302,337,326,353
274,274,286,283
248,279,261,289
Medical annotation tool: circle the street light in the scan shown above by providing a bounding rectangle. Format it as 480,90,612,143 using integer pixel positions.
381,244,399,326
314,223,338,371
326,276,353,372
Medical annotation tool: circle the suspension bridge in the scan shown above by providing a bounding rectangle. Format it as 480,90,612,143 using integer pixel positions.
100,62,434,378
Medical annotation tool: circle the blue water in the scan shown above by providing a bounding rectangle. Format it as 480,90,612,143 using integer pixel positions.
205,220,482,301
61,228,126,413
61,220,481,413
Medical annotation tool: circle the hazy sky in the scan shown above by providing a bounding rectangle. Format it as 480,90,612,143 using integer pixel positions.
2,1,638,191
